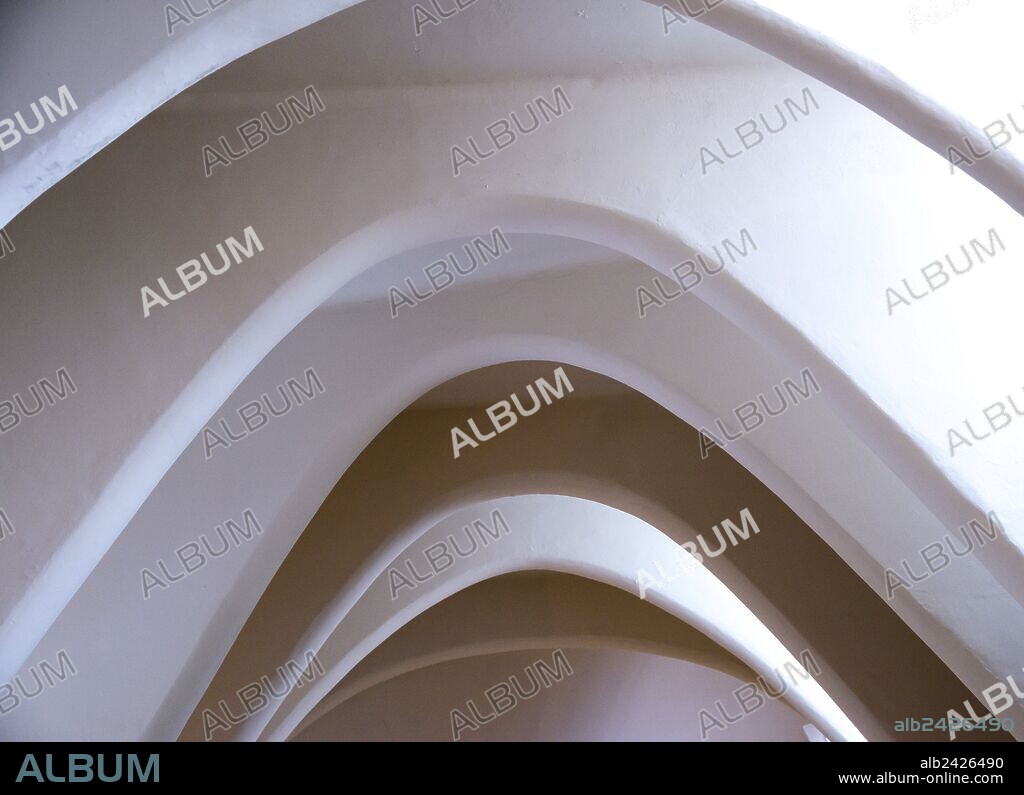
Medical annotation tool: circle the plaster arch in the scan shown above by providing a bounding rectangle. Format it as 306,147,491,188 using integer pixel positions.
286,571,763,739
197,494,866,742
11,237,1021,743
286,568,1006,743
172,357,1004,744
5,0,1024,230
6,191,1022,700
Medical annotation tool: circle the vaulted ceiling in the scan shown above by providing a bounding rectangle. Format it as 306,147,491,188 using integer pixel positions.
1,0,1021,743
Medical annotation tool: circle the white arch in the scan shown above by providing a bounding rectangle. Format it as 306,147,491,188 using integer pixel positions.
12,234,1017,743
287,570,760,739
225,494,864,742
7,195,1020,699
6,0,1024,227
